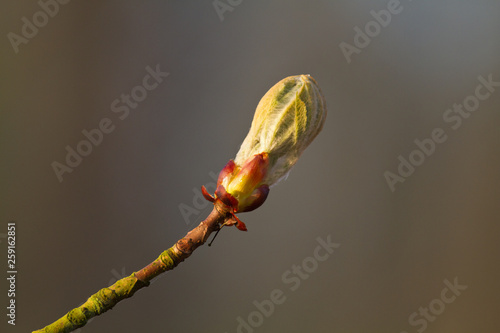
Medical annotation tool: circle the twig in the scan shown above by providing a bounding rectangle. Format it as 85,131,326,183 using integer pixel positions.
33,203,231,333
34,74,327,332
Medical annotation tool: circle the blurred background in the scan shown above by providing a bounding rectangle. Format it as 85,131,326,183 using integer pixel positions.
1,1,499,332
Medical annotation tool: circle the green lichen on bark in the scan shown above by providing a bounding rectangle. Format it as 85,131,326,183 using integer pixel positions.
34,207,226,333
36,273,150,332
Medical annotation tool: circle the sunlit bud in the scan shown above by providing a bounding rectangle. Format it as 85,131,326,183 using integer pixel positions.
202,75,327,229
235,74,327,186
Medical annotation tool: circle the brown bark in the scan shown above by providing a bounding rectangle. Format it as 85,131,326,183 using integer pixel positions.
34,203,233,333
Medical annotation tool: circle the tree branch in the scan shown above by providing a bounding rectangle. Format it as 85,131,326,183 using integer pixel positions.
33,203,231,333
34,73,327,333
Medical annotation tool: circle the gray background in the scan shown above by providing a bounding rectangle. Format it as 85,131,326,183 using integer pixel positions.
1,1,499,332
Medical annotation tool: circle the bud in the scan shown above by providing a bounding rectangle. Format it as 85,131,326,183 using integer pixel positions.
202,75,327,230
236,74,327,186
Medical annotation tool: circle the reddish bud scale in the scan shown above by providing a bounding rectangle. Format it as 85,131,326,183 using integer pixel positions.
217,159,236,186
201,152,271,231
225,153,269,200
